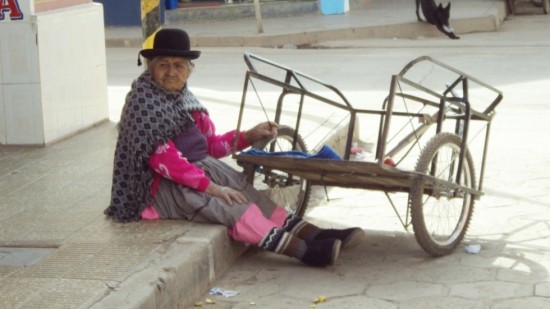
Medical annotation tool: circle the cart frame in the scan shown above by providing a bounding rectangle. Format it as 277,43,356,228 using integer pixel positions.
232,53,502,256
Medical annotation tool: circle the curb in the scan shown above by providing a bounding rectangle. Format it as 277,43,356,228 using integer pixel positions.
106,9,507,49
90,225,247,308
189,8,507,48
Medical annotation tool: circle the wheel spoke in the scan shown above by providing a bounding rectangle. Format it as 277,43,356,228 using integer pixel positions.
250,126,311,217
411,133,476,256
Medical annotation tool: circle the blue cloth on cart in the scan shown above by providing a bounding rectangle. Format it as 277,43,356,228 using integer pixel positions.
242,144,342,160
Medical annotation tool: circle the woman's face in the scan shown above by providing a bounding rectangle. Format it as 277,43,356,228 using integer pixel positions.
149,56,191,92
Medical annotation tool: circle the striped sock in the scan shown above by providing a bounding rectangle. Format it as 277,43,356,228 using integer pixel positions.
259,227,306,259
282,214,321,241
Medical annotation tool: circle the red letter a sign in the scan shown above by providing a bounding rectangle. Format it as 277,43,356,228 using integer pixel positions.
0,0,24,21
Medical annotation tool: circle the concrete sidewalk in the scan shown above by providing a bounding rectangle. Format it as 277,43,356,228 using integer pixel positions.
105,0,508,48
0,0,526,308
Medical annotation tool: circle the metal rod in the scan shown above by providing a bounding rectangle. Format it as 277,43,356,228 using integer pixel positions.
385,192,411,230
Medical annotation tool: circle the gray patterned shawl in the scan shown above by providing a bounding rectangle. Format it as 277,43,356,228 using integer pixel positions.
105,71,207,222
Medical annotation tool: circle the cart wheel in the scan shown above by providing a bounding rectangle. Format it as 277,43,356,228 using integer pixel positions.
250,125,311,217
410,133,476,256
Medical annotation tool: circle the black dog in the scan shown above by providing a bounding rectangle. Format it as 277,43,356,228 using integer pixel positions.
416,0,459,39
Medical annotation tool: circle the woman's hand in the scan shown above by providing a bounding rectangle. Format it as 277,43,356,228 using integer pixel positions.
245,121,278,144
206,183,247,205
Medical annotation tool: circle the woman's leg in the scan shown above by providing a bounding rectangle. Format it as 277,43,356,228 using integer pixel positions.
154,178,340,267
269,207,365,249
228,203,340,267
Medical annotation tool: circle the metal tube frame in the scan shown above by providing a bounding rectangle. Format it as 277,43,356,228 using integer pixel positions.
234,53,502,201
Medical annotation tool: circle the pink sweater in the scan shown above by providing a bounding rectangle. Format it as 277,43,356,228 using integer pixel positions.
141,111,250,220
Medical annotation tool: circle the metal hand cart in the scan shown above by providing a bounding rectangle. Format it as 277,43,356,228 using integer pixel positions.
232,53,502,256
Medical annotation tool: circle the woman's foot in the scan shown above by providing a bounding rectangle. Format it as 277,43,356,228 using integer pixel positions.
314,227,365,249
301,238,341,267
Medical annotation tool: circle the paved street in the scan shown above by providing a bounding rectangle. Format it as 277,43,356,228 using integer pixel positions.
187,14,550,309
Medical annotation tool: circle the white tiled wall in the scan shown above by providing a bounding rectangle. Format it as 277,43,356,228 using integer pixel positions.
36,4,108,143
3,84,43,144
0,22,42,144
0,23,40,84
0,85,5,144
0,3,107,145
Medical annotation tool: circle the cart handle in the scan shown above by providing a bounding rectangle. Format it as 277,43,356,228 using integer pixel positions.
399,56,503,117
243,53,354,109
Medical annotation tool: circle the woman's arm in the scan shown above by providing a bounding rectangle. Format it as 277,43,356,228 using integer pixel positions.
148,140,211,191
193,112,250,158
149,139,247,205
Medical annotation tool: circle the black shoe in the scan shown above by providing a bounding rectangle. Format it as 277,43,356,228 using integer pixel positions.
301,238,341,267
314,228,365,249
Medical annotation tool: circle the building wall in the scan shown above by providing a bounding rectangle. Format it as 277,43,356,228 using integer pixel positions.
94,0,165,26
0,1,108,145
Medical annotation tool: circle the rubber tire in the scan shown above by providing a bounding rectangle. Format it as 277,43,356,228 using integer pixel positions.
251,125,311,217
410,133,476,256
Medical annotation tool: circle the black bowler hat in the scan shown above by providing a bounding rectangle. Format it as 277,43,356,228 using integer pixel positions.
138,28,201,65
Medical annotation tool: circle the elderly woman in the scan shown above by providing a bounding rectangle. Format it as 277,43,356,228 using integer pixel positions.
104,29,363,267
